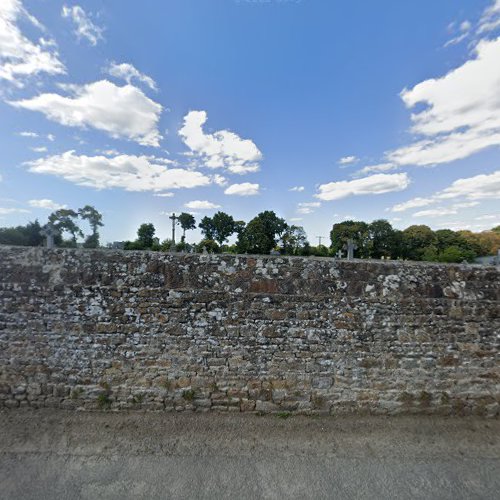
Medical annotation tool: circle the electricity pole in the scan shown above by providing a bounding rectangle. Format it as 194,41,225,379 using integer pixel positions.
316,236,326,246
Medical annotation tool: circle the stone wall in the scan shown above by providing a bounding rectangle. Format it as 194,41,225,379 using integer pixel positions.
0,246,498,416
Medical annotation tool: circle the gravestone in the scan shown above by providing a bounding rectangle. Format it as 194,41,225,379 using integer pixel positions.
40,223,59,249
344,239,357,260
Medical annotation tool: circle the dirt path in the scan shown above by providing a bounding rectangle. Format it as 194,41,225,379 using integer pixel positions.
1,410,499,499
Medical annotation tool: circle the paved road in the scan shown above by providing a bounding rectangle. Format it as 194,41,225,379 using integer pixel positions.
1,411,499,499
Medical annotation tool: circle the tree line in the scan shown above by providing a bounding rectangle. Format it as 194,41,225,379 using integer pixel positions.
123,211,500,263
0,205,103,248
1,206,499,263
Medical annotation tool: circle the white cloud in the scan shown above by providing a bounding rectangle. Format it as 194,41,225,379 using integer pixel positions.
478,0,500,34
19,131,39,138
436,170,500,200
10,80,163,146
0,207,30,215
297,202,321,214
0,0,64,85
153,192,174,198
289,217,303,222
61,5,103,46
388,38,500,166
212,174,228,186
444,19,471,48
25,151,212,192
224,182,260,196
390,171,499,217
28,199,67,210
338,155,358,165
184,200,221,210
413,207,462,218
289,186,305,192
179,111,262,174
475,214,499,221
316,173,410,201
390,197,435,212
106,62,157,91
355,163,397,176
30,146,47,153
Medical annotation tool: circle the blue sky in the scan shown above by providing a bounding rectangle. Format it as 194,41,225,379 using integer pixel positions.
1,0,499,244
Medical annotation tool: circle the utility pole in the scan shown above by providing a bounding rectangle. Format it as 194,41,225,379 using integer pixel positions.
169,213,178,244
316,236,326,246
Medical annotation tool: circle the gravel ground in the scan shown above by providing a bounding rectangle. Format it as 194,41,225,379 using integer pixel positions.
1,410,499,499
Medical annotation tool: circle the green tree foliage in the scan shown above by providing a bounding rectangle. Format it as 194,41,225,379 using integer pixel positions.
48,209,83,247
0,220,44,246
199,211,238,246
281,225,309,255
401,225,437,260
196,239,219,253
78,205,104,248
368,219,399,258
237,211,288,254
137,223,156,248
177,213,196,242
330,220,370,258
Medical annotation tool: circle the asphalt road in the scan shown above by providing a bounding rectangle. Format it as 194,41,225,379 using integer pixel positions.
1,410,499,499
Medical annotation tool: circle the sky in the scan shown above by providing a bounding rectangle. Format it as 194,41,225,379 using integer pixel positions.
1,0,499,245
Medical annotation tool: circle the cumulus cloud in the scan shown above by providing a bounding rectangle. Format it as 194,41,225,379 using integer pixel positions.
10,80,163,146
25,151,211,192
297,202,321,214
224,182,260,196
338,156,358,165
30,146,47,153
390,171,499,218
28,199,67,210
436,170,500,200
0,0,64,85
412,204,476,218
184,200,221,210
106,62,157,91
61,5,103,46
289,186,305,192
316,173,410,201
390,197,435,212
179,111,262,174
387,38,500,166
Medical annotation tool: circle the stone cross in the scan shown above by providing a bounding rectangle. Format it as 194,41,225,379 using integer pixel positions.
169,213,179,244
344,239,357,260
335,250,343,259
40,223,58,249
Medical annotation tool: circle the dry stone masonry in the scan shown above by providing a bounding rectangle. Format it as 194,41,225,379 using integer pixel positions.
0,246,499,416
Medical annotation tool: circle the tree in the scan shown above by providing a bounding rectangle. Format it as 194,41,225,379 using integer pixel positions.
199,211,238,246
281,225,308,255
368,219,397,258
330,220,370,258
458,229,500,256
0,220,44,247
137,223,156,248
177,213,196,242
78,205,103,248
401,225,437,261
237,211,288,254
48,209,82,246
